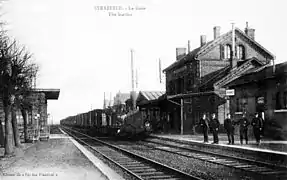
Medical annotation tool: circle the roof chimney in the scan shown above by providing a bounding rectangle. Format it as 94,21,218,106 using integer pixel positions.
200,35,206,47
245,22,255,40
176,48,186,61
213,26,220,39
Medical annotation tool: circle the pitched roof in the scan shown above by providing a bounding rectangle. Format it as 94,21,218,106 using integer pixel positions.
214,57,264,89
226,61,287,87
138,91,165,101
199,65,231,91
163,28,275,72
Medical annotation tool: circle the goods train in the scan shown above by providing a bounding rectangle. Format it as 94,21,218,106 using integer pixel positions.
60,108,152,139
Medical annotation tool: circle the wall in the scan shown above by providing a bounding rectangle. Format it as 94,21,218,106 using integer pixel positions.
230,77,287,139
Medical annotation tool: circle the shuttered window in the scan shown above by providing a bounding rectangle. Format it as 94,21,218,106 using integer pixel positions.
221,44,232,60
237,45,245,60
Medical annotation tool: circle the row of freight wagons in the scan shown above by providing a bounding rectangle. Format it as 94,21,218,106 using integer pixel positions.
61,109,119,128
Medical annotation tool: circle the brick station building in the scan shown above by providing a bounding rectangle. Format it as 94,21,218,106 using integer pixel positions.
225,62,287,139
0,88,60,145
163,23,275,134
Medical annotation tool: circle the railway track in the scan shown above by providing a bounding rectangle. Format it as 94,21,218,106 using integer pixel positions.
61,126,203,180
142,138,287,179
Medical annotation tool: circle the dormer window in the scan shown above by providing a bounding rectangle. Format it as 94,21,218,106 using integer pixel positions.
237,45,245,60
224,44,231,59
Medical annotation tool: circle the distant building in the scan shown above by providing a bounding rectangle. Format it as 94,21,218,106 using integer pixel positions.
163,23,275,134
111,92,130,114
136,91,165,127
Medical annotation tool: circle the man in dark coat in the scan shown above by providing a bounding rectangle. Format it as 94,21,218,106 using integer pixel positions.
251,112,264,145
199,113,209,143
237,113,250,145
224,113,235,145
210,113,220,144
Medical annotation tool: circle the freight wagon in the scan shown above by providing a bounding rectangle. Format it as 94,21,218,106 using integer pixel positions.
60,107,152,139
60,109,121,136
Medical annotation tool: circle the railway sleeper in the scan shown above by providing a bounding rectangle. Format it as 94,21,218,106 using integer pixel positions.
195,155,211,158
145,175,179,179
137,171,166,176
199,157,215,160
124,164,147,168
177,151,193,155
225,162,244,166
110,157,129,160
261,171,287,175
209,158,228,163
117,161,141,164
131,168,158,172
220,160,236,164
234,164,254,168
119,162,143,166
248,167,272,172
127,166,155,169
241,166,262,171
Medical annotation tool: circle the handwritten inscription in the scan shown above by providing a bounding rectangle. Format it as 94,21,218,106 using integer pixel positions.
2,172,58,177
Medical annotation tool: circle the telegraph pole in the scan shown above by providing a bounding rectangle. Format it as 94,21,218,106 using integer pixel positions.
181,99,184,135
159,58,162,83
131,49,135,92
90,104,92,126
103,92,106,109
130,49,136,111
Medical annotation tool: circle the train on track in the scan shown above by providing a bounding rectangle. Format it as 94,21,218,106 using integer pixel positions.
60,108,152,139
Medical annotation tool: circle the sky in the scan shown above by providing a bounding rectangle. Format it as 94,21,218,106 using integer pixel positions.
1,0,286,124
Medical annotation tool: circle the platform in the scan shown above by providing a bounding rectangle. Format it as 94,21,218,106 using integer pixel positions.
152,133,287,154
0,130,124,180
151,133,287,166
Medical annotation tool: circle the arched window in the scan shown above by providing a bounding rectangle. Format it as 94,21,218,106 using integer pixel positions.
224,44,231,59
237,45,245,60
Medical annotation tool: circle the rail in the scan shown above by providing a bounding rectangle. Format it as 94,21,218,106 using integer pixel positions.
61,126,203,180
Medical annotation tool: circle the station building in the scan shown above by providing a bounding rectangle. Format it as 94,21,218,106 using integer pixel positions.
162,23,275,134
0,88,60,145
136,91,165,130
225,62,287,139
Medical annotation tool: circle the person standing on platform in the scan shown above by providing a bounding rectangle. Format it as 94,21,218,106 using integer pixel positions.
224,113,235,145
237,113,250,145
210,113,220,144
199,113,209,143
251,112,264,145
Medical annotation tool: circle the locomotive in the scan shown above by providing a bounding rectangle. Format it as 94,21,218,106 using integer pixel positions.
115,110,152,139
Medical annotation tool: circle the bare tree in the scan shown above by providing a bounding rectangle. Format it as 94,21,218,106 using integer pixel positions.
0,30,38,155
0,22,6,146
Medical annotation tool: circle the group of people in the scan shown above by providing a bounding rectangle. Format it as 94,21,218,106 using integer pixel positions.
199,112,264,145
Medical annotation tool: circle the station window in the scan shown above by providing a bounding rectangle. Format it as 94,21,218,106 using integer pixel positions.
276,91,287,109
224,44,232,59
237,45,245,60
236,98,247,112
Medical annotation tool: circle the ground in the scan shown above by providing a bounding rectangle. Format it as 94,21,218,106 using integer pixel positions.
0,137,108,180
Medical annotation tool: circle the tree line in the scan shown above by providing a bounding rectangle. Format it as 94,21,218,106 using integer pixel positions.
0,18,39,156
